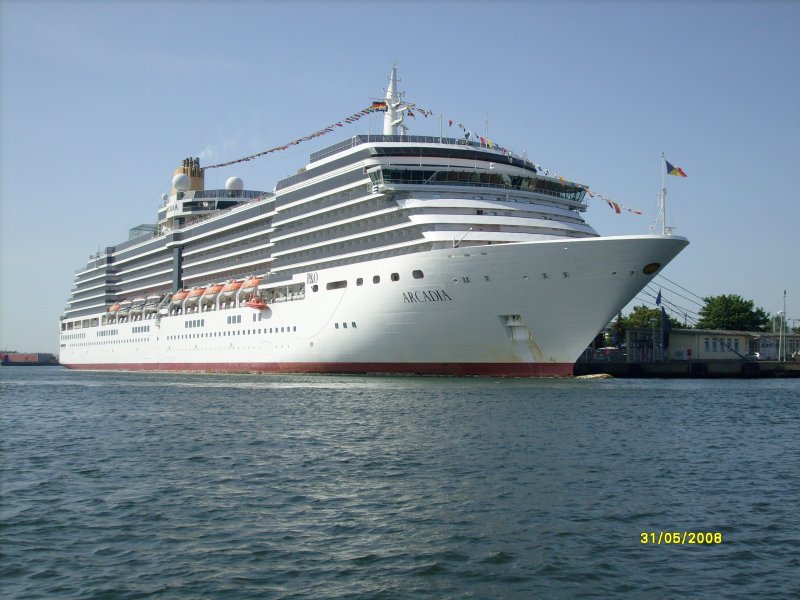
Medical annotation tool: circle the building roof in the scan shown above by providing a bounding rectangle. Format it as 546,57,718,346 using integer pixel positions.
626,327,799,339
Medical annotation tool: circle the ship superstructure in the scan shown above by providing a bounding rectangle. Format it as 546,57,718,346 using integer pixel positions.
59,69,688,376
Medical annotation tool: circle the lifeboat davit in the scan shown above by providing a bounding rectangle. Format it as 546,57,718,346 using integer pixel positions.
129,297,146,315
170,290,189,306
201,283,224,307
117,299,132,317
183,287,206,308
240,276,262,298
219,280,243,300
143,294,162,314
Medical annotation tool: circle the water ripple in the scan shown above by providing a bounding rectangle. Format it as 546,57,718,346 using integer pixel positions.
2,368,798,598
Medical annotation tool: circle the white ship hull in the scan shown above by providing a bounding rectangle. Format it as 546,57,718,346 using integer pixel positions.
60,235,687,376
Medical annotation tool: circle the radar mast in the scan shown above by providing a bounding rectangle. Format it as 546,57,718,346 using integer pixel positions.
383,66,413,136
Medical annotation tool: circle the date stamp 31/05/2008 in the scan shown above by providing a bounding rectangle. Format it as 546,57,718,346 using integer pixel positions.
640,532,723,545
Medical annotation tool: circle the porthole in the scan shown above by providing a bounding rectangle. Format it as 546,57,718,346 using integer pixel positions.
373,275,380,284
412,270,424,279
391,273,399,282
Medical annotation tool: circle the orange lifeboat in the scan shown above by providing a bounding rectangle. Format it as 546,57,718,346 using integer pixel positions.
244,295,268,310
201,283,224,307
183,286,206,308
219,280,243,300
170,290,189,305
107,303,122,321
240,276,262,297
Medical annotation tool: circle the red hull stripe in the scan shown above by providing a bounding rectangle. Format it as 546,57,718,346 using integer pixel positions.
61,361,574,377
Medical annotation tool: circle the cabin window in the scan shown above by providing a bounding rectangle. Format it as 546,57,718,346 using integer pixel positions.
412,270,424,279
357,278,364,286
373,275,380,284
391,273,399,282
326,280,348,290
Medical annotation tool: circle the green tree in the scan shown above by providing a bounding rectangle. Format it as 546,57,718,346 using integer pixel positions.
621,305,682,329
695,294,770,331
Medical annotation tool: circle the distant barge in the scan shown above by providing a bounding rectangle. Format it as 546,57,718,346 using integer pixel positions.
1,352,59,366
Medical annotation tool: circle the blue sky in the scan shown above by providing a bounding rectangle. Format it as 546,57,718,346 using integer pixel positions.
2,0,798,353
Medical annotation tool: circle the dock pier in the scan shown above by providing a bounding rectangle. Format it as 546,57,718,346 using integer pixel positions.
574,360,799,378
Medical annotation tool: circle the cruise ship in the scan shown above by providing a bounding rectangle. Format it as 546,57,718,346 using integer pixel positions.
59,68,688,376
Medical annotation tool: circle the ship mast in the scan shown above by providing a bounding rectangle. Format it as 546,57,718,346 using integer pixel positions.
383,66,412,136
650,154,672,235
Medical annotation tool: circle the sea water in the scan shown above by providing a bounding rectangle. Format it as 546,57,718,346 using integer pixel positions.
2,367,798,598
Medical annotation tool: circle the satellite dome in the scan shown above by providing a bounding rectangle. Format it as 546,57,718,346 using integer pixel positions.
225,176,244,191
172,173,190,192
161,193,168,202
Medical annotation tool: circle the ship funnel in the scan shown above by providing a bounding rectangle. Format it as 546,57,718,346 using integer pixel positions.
171,156,205,194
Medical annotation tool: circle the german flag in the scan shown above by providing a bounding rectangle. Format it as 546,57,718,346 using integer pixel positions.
371,101,388,111
666,160,687,177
